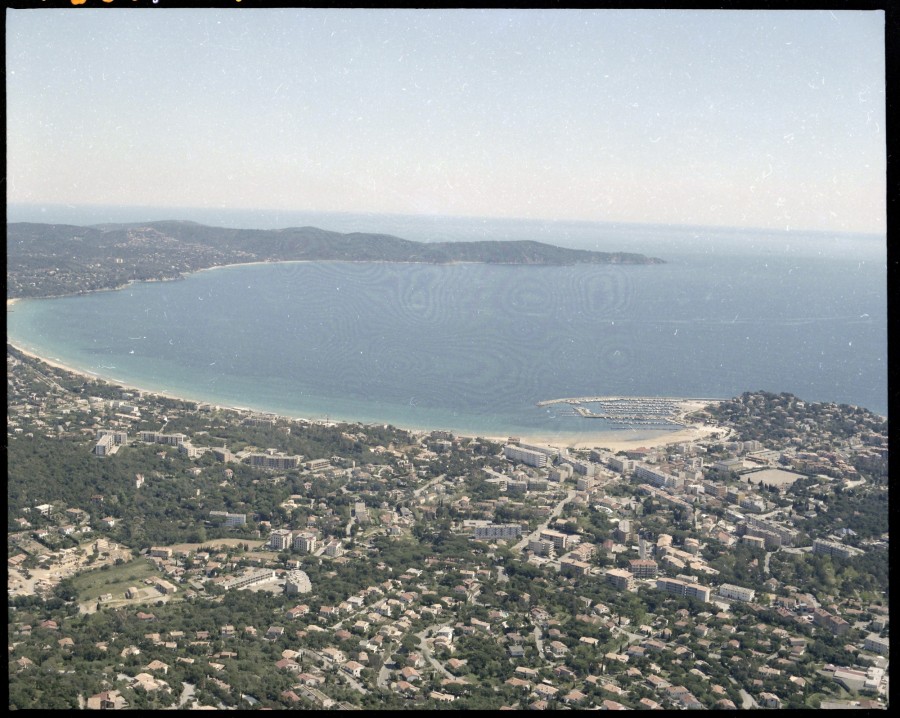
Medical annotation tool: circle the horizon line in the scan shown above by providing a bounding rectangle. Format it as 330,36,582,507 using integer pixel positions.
6,202,887,239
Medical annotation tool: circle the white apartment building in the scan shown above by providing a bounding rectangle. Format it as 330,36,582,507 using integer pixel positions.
285,570,312,595
268,529,293,551
717,583,756,603
504,445,548,468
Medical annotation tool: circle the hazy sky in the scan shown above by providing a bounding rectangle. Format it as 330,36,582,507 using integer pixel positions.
6,8,886,233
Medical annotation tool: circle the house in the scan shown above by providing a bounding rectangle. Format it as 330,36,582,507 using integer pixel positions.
275,658,301,672
601,699,628,710
86,690,128,710
506,677,532,691
320,647,346,664
132,672,170,692
400,666,421,682
343,660,364,678
678,693,704,709
145,660,169,674
759,692,782,709
546,640,569,659
265,626,285,640
395,680,419,696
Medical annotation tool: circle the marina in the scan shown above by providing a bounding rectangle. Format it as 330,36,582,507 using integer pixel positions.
538,395,722,428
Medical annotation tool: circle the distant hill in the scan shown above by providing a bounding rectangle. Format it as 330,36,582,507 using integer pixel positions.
6,221,664,298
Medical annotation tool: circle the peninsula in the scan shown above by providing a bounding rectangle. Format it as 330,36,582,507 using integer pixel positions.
7,221,664,299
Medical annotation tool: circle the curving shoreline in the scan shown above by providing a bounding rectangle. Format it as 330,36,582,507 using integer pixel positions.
6,326,722,453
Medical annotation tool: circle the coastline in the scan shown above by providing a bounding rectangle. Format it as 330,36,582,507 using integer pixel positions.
7,338,723,453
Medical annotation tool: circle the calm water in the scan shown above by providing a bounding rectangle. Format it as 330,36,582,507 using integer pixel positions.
7,238,887,437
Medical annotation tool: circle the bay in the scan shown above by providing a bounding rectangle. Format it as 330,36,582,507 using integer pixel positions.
6,248,887,438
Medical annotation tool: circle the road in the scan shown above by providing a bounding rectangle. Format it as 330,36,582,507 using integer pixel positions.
376,663,391,689
512,489,576,551
413,474,446,498
416,626,454,680
533,626,545,658
176,682,196,708
337,669,368,694
738,687,758,709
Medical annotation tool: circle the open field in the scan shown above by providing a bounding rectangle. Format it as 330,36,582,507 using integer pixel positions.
70,557,160,602
164,538,266,554
745,468,807,487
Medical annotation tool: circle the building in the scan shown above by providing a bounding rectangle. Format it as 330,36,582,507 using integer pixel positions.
560,557,592,577
473,523,523,541
528,539,555,556
741,535,766,550
549,464,574,482
742,525,783,549
245,451,302,470
538,529,570,552
711,457,744,474
628,559,658,579
98,429,128,445
568,459,596,477
503,445,549,468
813,538,864,560
607,456,634,474
304,458,331,471
94,429,128,455
154,579,177,595
656,577,712,602
743,516,799,547
86,690,128,710
140,431,186,446
209,511,247,527
211,447,235,462
94,433,116,456
813,608,850,636
576,476,595,491
222,569,276,590
613,519,632,543
718,583,756,603
268,529,293,551
635,463,683,490
605,569,635,592
284,570,312,595
292,532,318,554
863,634,889,656
178,441,207,459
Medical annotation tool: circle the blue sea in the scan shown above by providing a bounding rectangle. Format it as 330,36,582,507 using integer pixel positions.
6,207,888,439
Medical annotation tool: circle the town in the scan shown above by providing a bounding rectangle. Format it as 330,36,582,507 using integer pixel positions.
7,346,889,710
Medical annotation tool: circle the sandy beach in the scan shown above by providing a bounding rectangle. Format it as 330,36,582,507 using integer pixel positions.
8,328,723,452
471,408,725,453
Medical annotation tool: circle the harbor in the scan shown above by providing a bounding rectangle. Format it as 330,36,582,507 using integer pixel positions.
537,395,723,428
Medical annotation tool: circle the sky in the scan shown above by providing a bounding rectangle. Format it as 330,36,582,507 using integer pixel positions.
6,8,887,234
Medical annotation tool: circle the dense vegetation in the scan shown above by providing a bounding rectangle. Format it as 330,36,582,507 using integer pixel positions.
8,221,663,298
